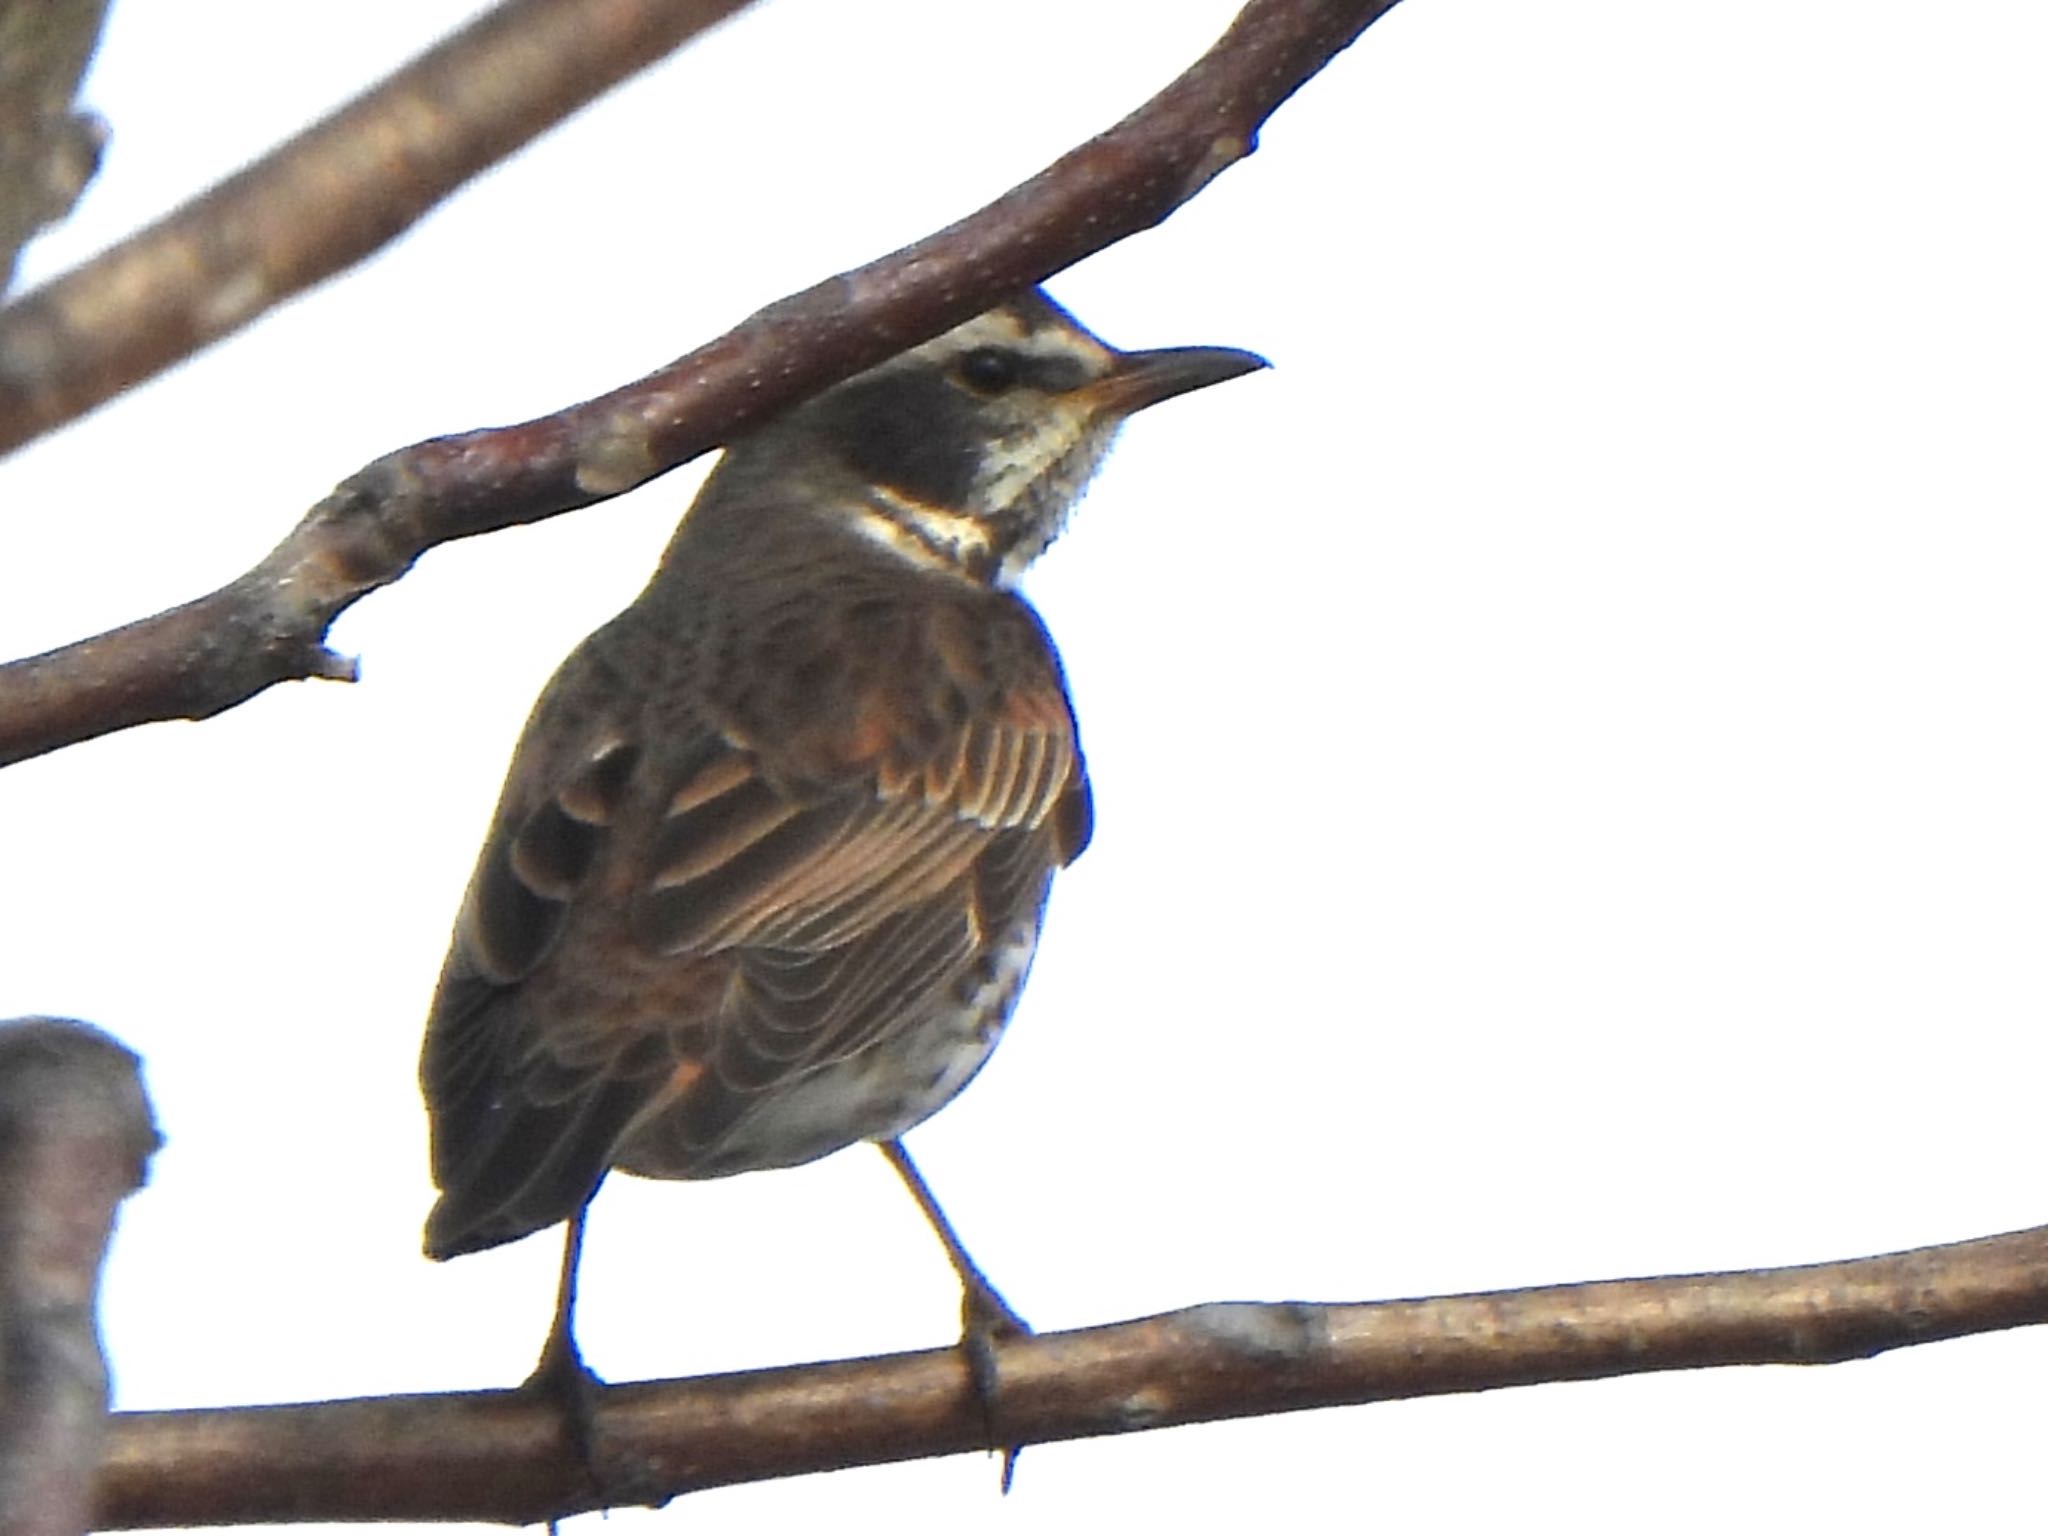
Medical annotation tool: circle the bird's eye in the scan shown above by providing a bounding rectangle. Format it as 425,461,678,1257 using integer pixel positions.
955,347,1022,395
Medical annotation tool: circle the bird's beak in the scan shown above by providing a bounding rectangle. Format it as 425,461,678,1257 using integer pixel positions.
1086,344,1269,419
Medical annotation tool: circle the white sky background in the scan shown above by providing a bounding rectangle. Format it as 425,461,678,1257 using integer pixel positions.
3,0,2047,1529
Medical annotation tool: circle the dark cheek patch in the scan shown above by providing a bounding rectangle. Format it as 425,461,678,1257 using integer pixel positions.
811,374,981,508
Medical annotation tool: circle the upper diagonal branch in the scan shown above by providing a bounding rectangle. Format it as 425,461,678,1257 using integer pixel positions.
0,0,1405,768
91,1221,2048,1528
0,0,762,453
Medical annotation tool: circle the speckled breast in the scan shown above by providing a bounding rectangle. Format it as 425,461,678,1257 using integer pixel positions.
619,918,1042,1181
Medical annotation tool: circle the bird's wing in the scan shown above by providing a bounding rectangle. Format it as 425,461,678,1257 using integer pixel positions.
420,591,1089,1258
420,636,671,1258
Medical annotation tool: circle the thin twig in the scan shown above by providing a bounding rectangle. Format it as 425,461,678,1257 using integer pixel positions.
0,0,1404,769
0,1018,158,1536
91,1221,2048,1527
0,0,760,452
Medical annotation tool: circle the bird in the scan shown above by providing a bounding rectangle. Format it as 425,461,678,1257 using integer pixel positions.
418,287,1264,1484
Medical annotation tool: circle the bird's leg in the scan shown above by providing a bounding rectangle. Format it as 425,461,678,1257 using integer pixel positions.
522,1207,664,1512
879,1138,1028,1489
525,1206,596,1399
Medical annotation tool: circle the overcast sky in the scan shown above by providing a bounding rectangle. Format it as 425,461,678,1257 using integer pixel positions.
5,2,2048,1530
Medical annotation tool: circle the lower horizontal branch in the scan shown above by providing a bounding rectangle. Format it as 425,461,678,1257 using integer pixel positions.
93,1221,2048,1527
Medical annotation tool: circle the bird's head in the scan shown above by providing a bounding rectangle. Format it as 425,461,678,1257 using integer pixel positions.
738,289,1266,586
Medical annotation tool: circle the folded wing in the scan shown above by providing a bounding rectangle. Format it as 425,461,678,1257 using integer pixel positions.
421,588,1089,1259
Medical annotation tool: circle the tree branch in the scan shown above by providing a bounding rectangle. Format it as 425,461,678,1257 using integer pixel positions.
0,0,111,296
92,1221,2048,1527
0,0,760,454
0,0,1404,769
0,1019,158,1536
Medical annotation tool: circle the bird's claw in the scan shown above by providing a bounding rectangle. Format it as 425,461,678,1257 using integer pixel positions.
523,1335,667,1514
960,1276,1031,1492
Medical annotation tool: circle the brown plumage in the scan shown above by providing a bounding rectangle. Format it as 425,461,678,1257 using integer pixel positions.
419,290,1263,1442
422,513,1091,1256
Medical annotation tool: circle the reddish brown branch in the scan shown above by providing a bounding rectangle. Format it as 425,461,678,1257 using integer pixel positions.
92,1222,2048,1527
0,0,1403,768
0,1019,158,1536
0,0,760,452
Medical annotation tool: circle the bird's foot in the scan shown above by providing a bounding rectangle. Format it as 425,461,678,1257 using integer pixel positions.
523,1333,667,1514
960,1275,1031,1492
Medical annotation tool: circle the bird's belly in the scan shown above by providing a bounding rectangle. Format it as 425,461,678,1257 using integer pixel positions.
658,921,1040,1179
